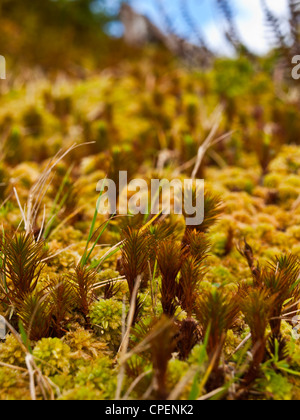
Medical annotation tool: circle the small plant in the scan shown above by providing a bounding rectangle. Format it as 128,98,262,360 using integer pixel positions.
239,288,275,387
121,228,151,295
176,318,201,361
0,232,48,308
195,288,239,390
0,334,26,368
182,229,210,262
150,317,178,400
239,246,300,338
17,291,53,341
89,298,123,351
103,280,121,300
133,316,178,400
147,222,177,263
46,277,74,338
183,189,223,237
156,240,185,317
121,228,151,324
64,326,108,363
179,231,210,318
262,254,300,337
68,265,98,327
177,256,205,317
33,337,71,377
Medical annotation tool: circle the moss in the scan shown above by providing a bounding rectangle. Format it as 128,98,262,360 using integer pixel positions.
208,265,235,286
1,41,300,401
166,359,190,398
255,370,293,401
73,357,117,399
224,176,255,195
291,245,300,258
287,226,300,241
0,335,26,368
264,173,282,189
187,344,209,365
64,326,108,368
58,386,104,400
0,368,31,400
256,223,276,242
33,338,71,377
89,299,123,350
284,175,300,188
261,247,284,261
224,329,241,358
11,162,40,189
210,232,228,257
278,185,300,202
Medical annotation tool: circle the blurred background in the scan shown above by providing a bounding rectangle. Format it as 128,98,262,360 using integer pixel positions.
0,0,299,171
0,0,298,74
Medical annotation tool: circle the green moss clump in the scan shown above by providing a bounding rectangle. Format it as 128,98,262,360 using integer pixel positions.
0,335,26,368
89,298,123,350
33,338,71,377
166,359,190,398
209,266,235,286
255,370,292,401
0,368,31,400
64,326,108,367
210,232,228,257
73,357,117,399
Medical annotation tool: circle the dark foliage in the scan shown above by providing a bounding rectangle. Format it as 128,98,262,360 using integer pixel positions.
156,240,185,317
103,280,121,300
17,290,53,341
183,190,223,235
68,264,98,326
195,288,239,389
239,288,275,386
121,228,151,297
46,277,74,338
148,317,178,400
176,317,201,361
263,254,300,336
177,256,205,317
0,232,48,307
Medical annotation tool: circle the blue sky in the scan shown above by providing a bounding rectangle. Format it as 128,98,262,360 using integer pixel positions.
106,0,290,55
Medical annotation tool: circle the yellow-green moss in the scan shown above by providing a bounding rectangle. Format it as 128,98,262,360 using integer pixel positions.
33,338,71,377
89,299,123,350
0,335,26,368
